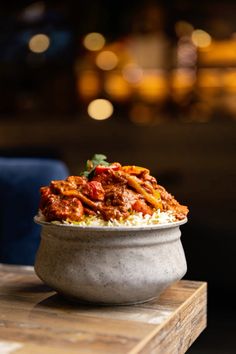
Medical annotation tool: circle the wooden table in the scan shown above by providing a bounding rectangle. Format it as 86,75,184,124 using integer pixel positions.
0,264,207,354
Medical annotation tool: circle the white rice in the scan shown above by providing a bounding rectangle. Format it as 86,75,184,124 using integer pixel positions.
38,209,176,227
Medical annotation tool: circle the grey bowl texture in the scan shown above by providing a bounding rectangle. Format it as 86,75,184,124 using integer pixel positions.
34,217,187,305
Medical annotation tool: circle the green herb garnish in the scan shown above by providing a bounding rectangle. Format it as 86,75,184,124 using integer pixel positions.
81,154,110,178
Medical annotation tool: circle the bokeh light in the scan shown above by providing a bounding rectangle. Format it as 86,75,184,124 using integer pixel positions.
223,69,236,92
77,71,100,99
21,2,45,22
175,21,194,37
95,51,118,70
104,74,131,101
191,29,212,48
177,38,197,67
171,69,196,89
28,34,50,53
137,71,168,102
122,63,143,84
83,32,105,51
198,39,236,65
87,99,114,120
197,69,222,90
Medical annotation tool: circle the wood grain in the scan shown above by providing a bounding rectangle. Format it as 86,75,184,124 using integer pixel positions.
0,264,207,354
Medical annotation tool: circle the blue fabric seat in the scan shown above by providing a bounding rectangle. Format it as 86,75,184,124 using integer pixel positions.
0,157,69,265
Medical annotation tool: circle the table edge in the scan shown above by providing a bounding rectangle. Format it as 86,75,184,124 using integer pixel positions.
127,281,207,354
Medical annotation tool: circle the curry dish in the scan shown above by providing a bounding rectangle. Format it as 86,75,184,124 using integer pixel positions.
39,155,188,224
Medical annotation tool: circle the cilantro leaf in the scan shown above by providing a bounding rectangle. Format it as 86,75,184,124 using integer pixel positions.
81,154,110,178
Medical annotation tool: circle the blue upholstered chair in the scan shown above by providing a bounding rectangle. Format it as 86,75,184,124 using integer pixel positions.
0,157,69,265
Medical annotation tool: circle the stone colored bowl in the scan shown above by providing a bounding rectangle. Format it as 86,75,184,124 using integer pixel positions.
34,217,187,305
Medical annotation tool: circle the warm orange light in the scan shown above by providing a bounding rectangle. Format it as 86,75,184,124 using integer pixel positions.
136,71,168,102
223,70,236,92
192,29,212,48
197,69,236,93
199,39,236,65
175,21,194,37
28,34,50,53
96,51,118,71
83,33,105,51
197,69,222,89
87,99,113,120
104,73,131,101
77,71,100,98
122,63,143,84
171,69,196,91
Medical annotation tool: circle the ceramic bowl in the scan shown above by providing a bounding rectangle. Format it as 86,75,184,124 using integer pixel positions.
34,217,187,305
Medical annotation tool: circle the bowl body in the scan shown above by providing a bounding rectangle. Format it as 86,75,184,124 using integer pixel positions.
34,218,187,305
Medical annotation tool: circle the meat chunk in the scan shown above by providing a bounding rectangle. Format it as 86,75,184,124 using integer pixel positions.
40,193,84,222
156,184,188,220
50,176,87,194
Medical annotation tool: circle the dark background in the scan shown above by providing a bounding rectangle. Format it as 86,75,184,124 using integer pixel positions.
0,1,235,352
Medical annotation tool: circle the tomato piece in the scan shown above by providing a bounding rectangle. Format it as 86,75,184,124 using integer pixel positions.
82,181,105,201
132,199,153,215
95,163,121,175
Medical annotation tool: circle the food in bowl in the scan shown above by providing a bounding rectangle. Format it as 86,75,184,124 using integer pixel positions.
38,154,188,227
34,155,188,305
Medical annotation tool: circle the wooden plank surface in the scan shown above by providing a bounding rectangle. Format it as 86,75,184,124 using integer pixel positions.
0,264,207,354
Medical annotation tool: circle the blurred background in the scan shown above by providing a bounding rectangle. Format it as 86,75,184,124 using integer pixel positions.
0,1,235,352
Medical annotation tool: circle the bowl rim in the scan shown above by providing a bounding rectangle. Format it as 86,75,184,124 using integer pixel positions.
34,215,188,231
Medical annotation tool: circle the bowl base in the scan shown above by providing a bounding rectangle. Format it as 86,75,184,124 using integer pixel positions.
58,292,161,307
